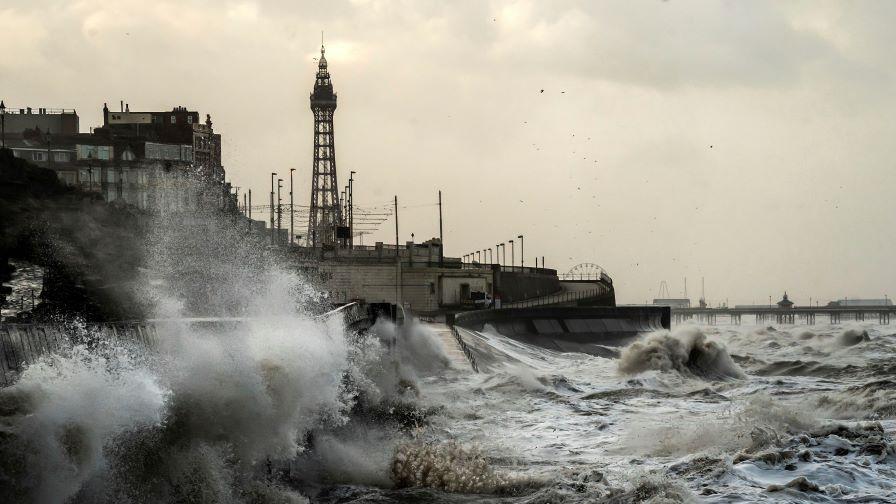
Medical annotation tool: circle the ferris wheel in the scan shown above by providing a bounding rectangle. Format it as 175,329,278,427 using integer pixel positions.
563,263,612,283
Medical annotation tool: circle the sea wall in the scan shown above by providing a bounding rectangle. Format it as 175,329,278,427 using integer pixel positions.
495,269,560,303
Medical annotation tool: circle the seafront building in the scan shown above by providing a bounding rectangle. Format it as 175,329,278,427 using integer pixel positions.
1,102,235,214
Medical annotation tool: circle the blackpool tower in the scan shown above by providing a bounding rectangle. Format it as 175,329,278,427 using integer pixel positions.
307,44,340,247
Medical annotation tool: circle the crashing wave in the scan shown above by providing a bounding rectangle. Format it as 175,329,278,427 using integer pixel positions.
391,440,529,494
617,328,744,380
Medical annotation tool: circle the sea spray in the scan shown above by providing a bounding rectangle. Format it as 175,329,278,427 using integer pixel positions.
617,327,744,380
0,343,168,503
834,327,871,347
391,440,515,493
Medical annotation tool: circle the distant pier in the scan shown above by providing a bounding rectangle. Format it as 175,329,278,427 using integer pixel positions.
671,306,894,325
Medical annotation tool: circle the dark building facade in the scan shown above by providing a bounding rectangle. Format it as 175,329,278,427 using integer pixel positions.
2,102,232,213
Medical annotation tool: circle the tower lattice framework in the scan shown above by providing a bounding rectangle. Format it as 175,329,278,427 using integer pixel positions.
308,44,340,247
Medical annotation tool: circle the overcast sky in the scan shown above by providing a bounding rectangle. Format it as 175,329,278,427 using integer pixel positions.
3,0,894,304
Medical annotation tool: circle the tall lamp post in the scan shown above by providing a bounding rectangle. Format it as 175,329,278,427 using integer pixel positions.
517,234,524,269
509,239,515,270
277,178,283,244
349,171,355,249
0,100,6,149
270,172,277,245
289,168,295,246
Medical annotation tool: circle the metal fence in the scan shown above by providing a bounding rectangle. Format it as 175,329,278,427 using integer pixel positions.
503,286,609,309
0,322,158,387
450,325,479,373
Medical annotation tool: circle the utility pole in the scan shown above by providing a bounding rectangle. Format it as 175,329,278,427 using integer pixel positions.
394,195,400,306
349,171,355,249
270,172,276,245
438,190,443,266
394,195,399,258
518,234,524,269
289,168,295,246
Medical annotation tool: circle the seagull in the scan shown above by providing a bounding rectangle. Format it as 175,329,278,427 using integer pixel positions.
540,89,544,93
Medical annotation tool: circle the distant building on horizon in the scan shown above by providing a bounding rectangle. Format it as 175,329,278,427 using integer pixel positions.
828,298,893,307
653,298,690,309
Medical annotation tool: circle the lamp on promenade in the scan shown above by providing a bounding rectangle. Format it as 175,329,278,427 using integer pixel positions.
277,178,283,243
509,239,515,270
517,234,524,269
289,168,295,245
0,100,6,149
270,172,277,245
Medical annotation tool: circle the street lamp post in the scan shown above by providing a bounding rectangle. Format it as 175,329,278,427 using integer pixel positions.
488,248,493,264
270,172,276,245
289,168,295,246
509,239,515,270
277,178,283,244
517,234,524,269
0,100,6,149
349,171,355,249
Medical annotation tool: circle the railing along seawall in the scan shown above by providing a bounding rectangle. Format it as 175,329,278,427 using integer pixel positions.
0,322,158,387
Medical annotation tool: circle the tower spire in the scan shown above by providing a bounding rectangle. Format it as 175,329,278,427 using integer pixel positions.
307,41,339,247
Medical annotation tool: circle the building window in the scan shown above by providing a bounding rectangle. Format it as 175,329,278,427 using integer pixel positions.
187,116,193,124
170,115,176,124
58,171,77,186
53,152,70,162
32,151,47,162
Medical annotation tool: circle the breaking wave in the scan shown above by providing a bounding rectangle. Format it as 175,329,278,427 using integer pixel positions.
835,328,871,347
391,440,529,494
815,380,896,420
617,328,744,380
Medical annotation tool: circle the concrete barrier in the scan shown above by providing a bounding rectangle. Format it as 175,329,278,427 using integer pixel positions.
453,306,670,356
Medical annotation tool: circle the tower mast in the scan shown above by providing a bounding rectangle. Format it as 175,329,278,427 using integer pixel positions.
308,43,340,247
